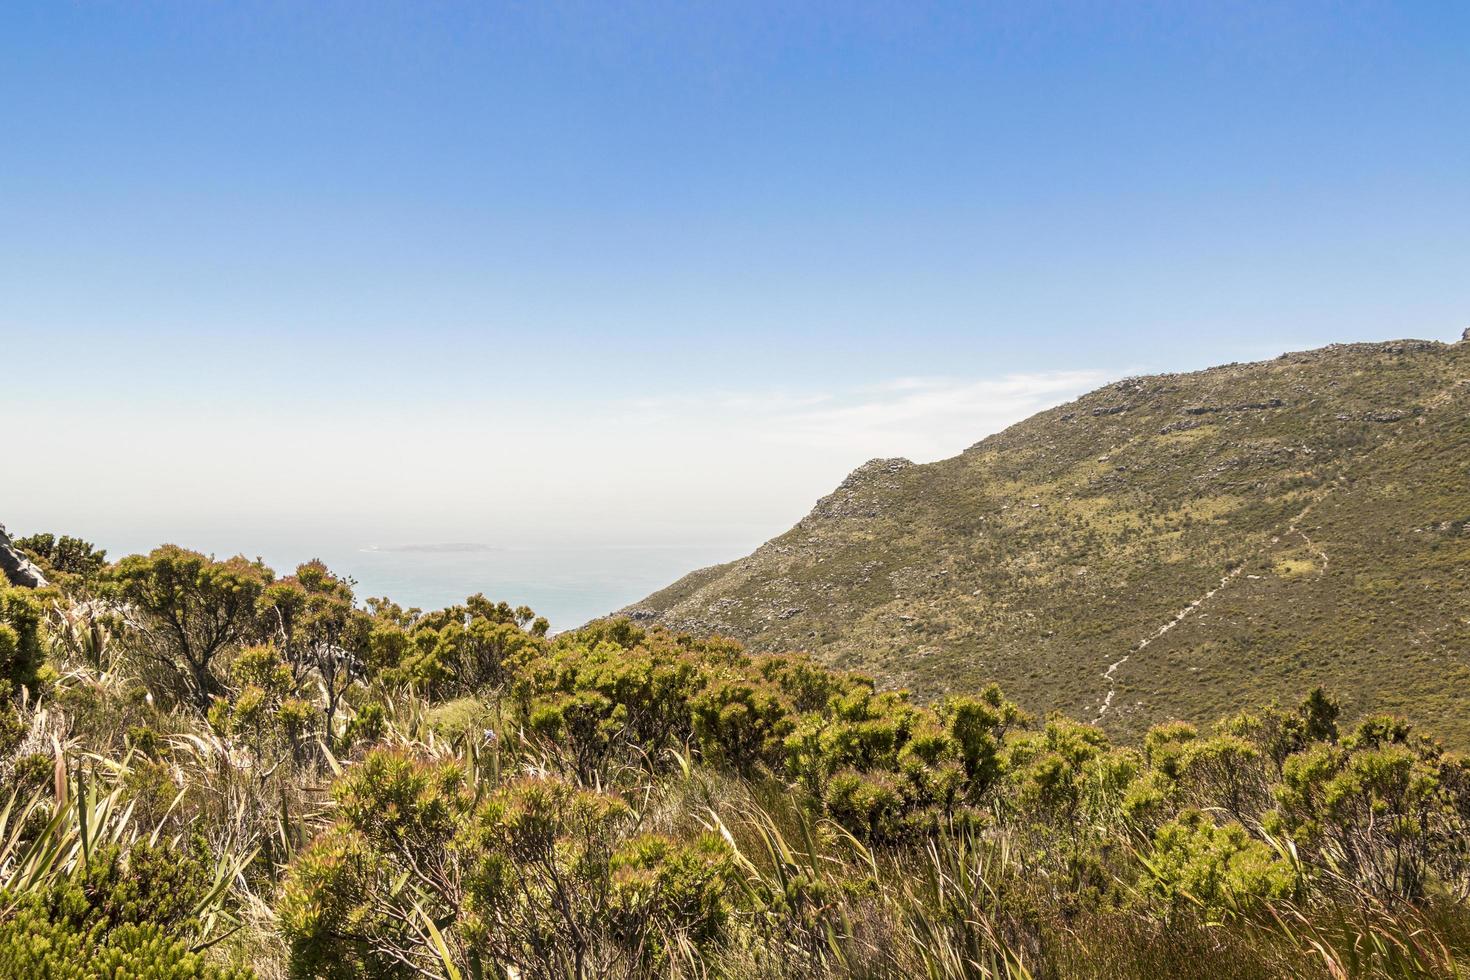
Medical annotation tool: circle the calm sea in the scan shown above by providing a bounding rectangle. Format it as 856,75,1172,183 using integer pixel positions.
275,543,740,634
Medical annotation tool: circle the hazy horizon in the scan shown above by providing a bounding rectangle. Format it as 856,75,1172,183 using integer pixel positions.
3,366,1110,628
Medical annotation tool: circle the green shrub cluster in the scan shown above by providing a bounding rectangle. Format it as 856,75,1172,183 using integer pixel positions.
14,532,108,582
278,750,733,979
0,910,247,980
498,622,1028,842
270,614,1470,978
0,839,246,980
0,584,44,693
0,584,45,763
7,525,1470,978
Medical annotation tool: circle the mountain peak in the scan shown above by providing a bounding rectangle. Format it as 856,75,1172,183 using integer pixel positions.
621,337,1470,746
842,457,914,484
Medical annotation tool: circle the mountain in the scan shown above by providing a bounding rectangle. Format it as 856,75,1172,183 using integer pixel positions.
623,334,1470,745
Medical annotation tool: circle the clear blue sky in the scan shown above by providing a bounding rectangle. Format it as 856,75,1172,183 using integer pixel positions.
3,2,1468,563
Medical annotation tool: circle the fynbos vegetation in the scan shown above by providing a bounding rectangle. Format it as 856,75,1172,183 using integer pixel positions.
2,531,1468,977
626,337,1470,746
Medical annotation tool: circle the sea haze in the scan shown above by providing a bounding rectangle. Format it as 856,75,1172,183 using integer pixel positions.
286,542,737,633
39,521,771,637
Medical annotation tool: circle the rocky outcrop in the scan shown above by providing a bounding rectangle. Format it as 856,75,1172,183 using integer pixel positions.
838,457,913,487
802,458,913,522
1181,399,1284,416
0,522,48,588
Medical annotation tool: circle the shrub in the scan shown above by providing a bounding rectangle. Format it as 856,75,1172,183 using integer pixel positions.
106,547,273,710
1144,810,1296,920
0,584,44,692
823,769,906,840
0,837,247,979
0,908,250,979
279,751,734,980
258,561,372,736
1271,715,1470,899
37,839,218,935
690,673,796,774
376,595,547,701
461,777,732,977
13,532,108,581
277,750,468,979
207,645,317,764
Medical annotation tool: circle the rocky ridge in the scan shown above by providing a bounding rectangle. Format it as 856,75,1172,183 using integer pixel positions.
622,335,1470,745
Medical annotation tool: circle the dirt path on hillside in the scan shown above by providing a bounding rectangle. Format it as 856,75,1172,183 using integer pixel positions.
1298,528,1329,577
1093,497,1328,723
1094,563,1245,720
1090,375,1457,726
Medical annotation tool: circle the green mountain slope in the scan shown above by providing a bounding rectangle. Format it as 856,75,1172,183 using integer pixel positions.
624,335,1470,745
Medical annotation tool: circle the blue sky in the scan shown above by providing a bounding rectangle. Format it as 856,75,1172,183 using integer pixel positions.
4,2,1469,564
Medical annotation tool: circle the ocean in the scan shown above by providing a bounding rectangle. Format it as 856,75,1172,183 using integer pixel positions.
273,542,740,634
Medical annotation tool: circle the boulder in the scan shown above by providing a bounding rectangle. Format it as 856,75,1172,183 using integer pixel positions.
0,522,49,588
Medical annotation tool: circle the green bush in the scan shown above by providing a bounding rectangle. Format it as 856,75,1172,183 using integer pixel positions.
278,751,733,980
105,546,273,710
0,838,246,979
0,907,250,979
207,644,317,764
1271,715,1470,899
32,840,217,935
13,532,108,581
0,584,44,692
460,777,732,976
1144,810,1296,920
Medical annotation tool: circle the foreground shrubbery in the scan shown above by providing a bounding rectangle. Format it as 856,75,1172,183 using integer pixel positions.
1,536,1468,978
279,755,733,978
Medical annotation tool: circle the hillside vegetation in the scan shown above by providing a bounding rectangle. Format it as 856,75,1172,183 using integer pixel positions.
1,536,1469,977
624,335,1470,746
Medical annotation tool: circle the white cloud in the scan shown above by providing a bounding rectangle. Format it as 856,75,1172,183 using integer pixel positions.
606,370,1105,463
765,370,1105,456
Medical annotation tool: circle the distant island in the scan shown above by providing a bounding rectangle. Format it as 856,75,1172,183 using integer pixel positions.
361,542,500,554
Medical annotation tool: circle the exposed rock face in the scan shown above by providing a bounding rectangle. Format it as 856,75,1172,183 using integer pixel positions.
839,457,914,485
0,521,49,588
804,458,913,521
1181,399,1285,416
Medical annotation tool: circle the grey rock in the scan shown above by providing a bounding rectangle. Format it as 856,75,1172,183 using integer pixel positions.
0,522,49,588
1182,399,1284,416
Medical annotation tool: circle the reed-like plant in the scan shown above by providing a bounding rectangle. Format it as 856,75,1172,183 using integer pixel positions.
0,754,252,952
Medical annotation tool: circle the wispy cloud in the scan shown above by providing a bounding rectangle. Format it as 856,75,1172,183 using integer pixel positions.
616,370,1106,462
772,370,1104,451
